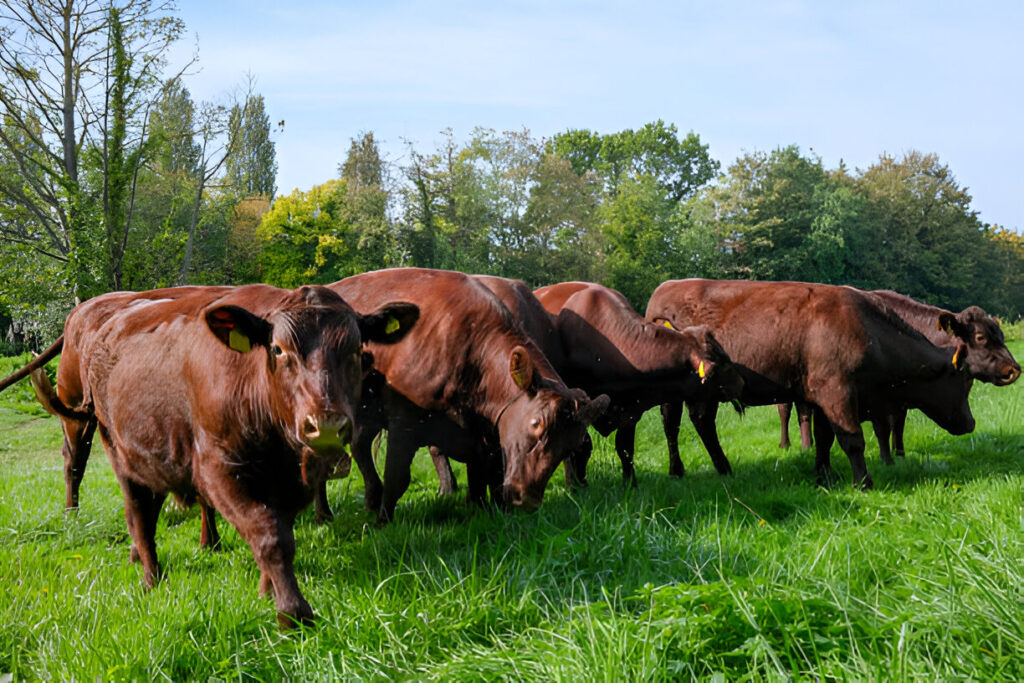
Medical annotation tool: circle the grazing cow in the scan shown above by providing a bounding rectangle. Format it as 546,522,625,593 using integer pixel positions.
778,290,1020,459
645,279,976,488
328,268,608,524
6,284,417,628
428,274,579,496
533,281,743,484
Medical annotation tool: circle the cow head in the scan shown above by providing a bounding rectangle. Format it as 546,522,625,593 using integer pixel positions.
677,325,744,402
494,345,609,511
937,307,1020,386
205,286,418,479
904,342,976,437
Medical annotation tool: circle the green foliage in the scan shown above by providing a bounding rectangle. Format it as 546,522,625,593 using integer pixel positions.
225,94,277,199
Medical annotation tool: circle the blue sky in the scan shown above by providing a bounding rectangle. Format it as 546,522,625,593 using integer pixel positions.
171,1,1023,230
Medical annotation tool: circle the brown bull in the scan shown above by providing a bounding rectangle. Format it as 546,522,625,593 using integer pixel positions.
3,284,417,628
778,290,1019,459
328,268,607,524
646,279,975,488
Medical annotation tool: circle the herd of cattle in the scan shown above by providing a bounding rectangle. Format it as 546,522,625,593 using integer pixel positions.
1,269,1019,628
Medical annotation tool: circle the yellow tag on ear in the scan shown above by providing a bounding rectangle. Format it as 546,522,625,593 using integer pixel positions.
952,346,961,367
228,328,251,353
662,320,675,330
384,317,400,334
698,361,706,379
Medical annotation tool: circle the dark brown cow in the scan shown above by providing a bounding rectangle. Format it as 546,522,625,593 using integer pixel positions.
533,281,743,484
328,268,607,524
5,284,417,628
645,279,976,488
778,290,1020,458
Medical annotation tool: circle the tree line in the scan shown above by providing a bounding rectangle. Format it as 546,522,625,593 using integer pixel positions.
2,1,1021,349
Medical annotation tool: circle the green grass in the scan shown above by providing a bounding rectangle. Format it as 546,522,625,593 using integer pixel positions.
1,343,1021,680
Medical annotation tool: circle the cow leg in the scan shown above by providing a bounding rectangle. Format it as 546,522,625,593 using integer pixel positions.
352,424,383,512
202,482,312,629
687,400,732,475
796,402,813,450
890,408,908,458
121,478,166,588
378,428,418,525
871,418,894,465
464,458,489,508
564,431,592,489
777,403,792,448
811,406,837,486
661,401,686,477
199,498,221,550
314,480,333,524
61,416,97,509
430,446,458,496
614,421,638,487
815,397,872,489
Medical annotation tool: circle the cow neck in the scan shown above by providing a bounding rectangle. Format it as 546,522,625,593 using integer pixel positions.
870,291,955,348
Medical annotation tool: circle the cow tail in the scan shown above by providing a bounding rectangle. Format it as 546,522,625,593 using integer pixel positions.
0,336,64,393
28,365,81,419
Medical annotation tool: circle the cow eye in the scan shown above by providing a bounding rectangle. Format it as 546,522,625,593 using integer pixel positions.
272,344,285,356
974,334,985,344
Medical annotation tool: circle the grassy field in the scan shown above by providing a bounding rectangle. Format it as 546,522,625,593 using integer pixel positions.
0,344,1021,680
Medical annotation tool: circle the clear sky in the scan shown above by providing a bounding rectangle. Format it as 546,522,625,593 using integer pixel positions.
170,0,1023,230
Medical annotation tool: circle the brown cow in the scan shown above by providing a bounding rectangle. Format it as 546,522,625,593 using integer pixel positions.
778,290,1020,458
5,284,417,628
427,274,580,497
533,281,743,484
645,279,975,488
328,268,608,524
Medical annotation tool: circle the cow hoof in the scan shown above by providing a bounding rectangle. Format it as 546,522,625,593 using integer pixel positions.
278,608,315,631
894,449,906,458
857,475,874,491
315,511,334,525
668,462,686,478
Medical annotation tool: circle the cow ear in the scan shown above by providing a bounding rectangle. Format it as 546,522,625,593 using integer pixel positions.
576,393,610,425
952,342,969,371
509,345,535,391
359,302,419,345
937,312,969,341
205,305,272,353
657,318,676,330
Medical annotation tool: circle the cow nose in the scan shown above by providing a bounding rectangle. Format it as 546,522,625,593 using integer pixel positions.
303,413,353,451
1001,364,1021,385
503,484,542,512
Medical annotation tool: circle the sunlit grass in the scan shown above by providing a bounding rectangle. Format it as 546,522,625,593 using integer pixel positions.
1,342,1021,679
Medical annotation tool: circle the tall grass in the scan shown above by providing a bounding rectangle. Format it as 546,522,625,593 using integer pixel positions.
1,343,1021,680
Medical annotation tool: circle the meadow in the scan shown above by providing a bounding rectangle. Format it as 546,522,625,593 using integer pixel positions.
0,343,1021,680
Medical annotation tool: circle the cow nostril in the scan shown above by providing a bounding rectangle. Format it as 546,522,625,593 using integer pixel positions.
303,415,320,439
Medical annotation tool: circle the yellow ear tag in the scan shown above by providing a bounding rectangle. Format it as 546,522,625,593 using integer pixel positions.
698,361,706,379
662,320,675,330
228,328,251,353
952,346,961,367
384,317,400,334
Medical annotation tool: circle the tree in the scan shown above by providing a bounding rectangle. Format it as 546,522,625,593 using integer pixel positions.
550,120,719,201
224,90,277,199
0,0,184,300
855,151,991,309
337,132,400,270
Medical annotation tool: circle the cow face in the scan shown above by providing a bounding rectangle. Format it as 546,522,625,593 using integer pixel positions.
906,343,976,436
495,346,609,511
938,307,1020,386
205,287,418,476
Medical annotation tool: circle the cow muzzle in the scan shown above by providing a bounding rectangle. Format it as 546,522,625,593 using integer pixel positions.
996,363,1021,386
503,484,542,513
302,413,353,455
